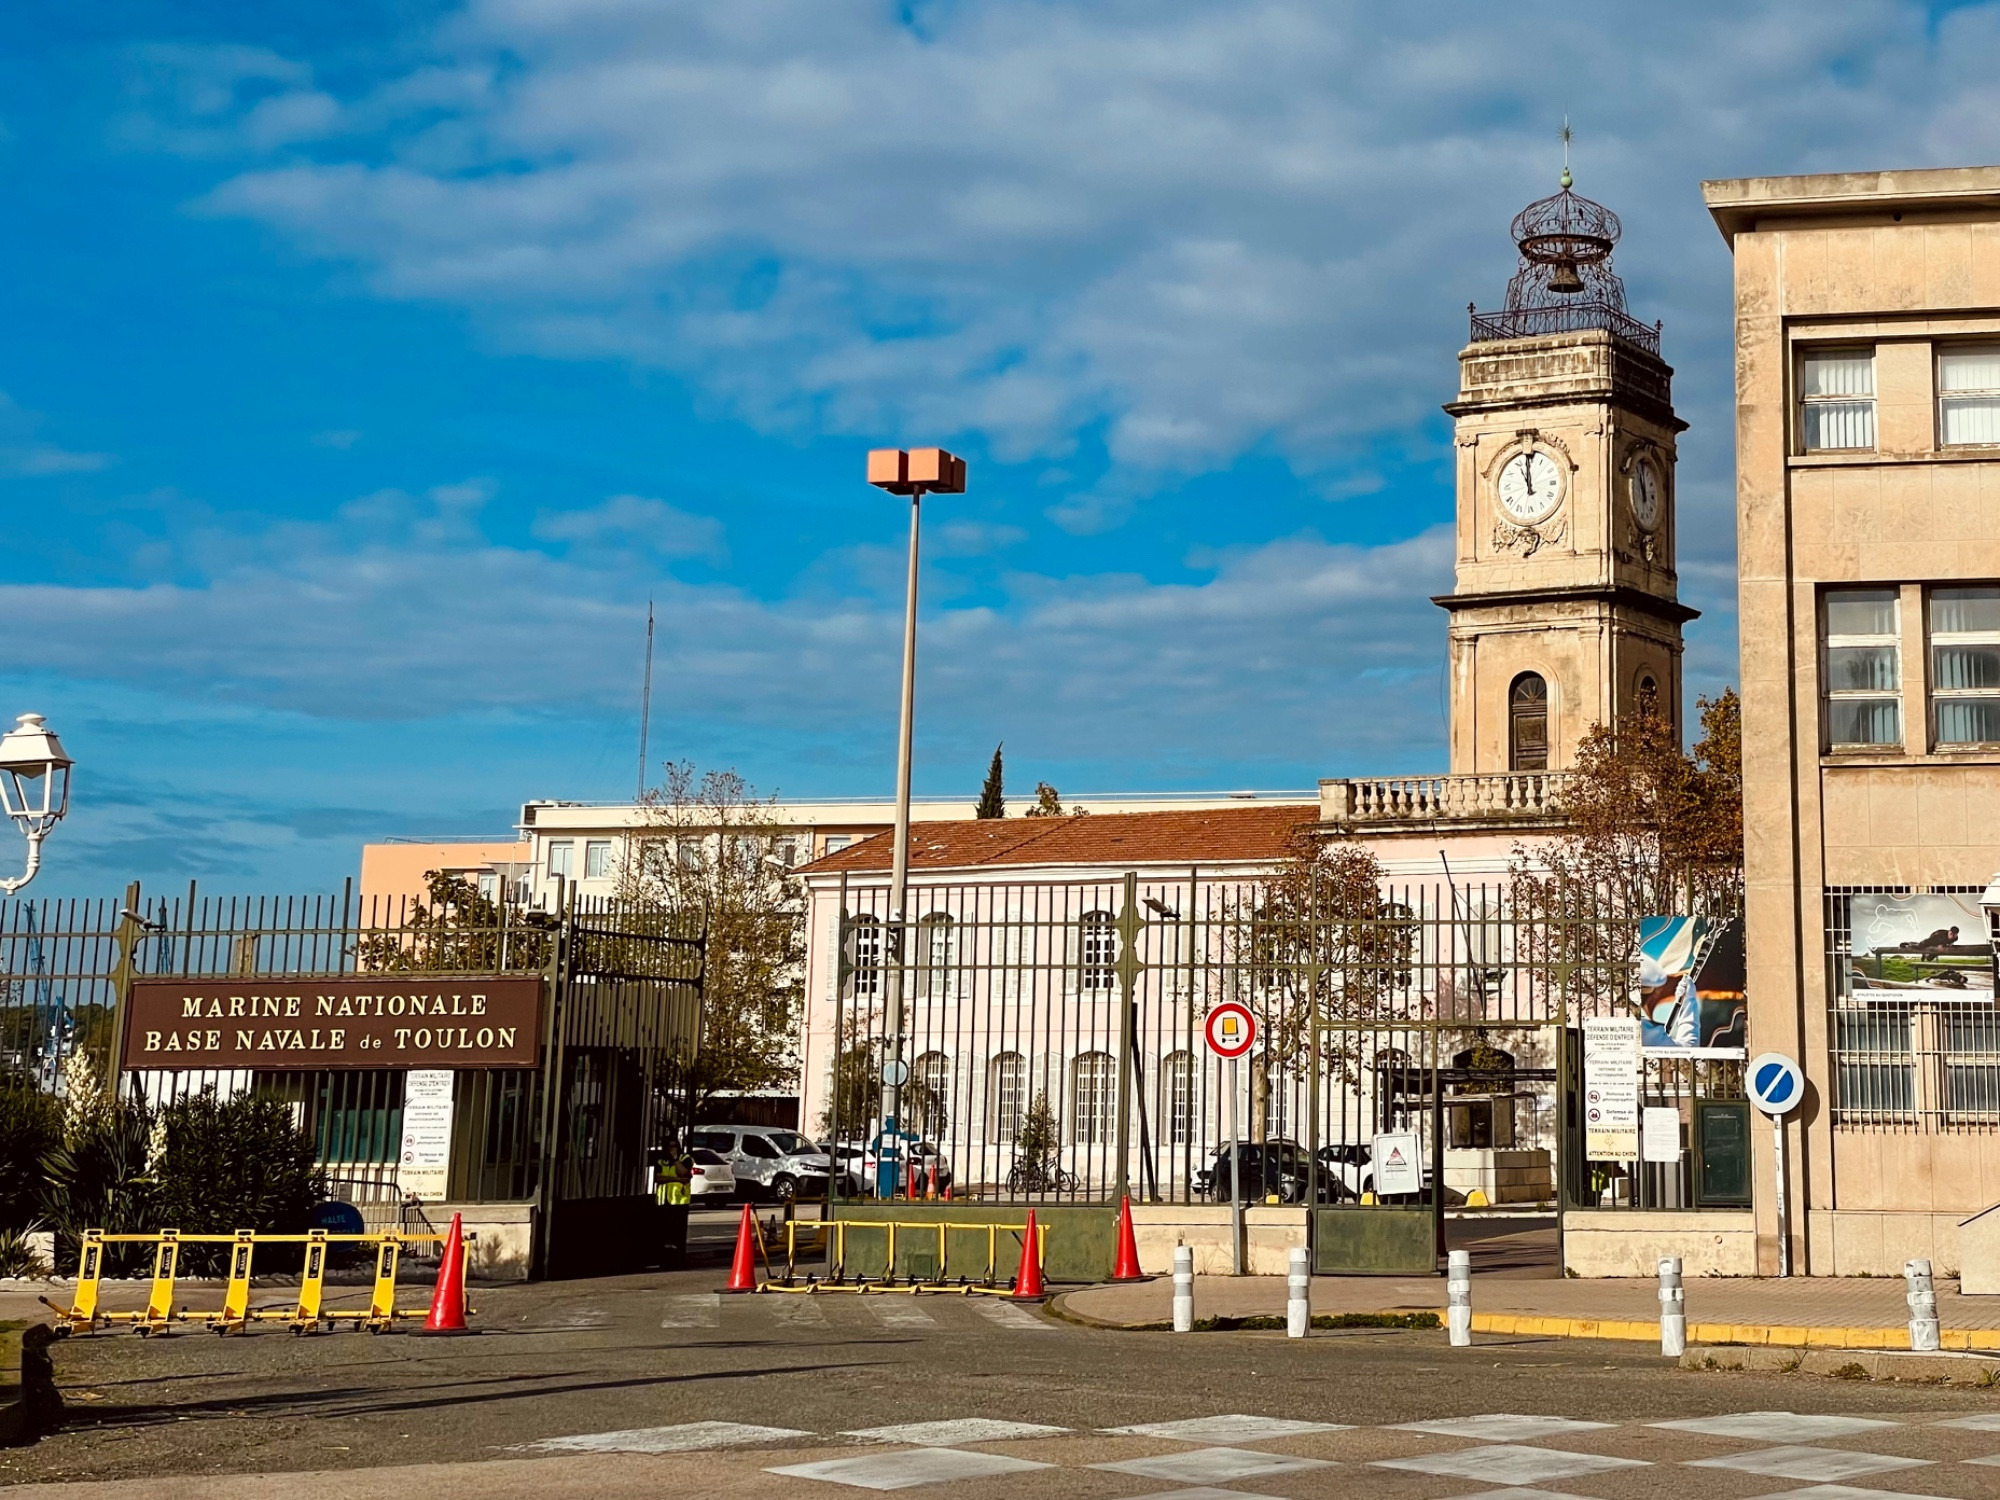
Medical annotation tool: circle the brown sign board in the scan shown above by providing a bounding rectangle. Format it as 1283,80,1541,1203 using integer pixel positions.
122,975,545,1072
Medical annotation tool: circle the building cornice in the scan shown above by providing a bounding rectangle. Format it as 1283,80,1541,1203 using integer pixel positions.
1430,582,1700,626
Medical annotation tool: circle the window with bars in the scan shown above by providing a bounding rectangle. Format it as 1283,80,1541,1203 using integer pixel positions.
848,915,882,999
1080,911,1117,993
1162,1051,1193,1146
1931,587,2000,746
918,913,956,1002
914,1051,951,1138
1800,348,1876,451
1827,888,2000,1127
1940,347,2000,447
1072,1051,1115,1145
989,1052,1025,1141
1823,589,1901,748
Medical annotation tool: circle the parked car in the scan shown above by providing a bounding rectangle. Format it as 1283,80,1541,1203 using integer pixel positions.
1313,1141,1438,1202
1195,1140,1350,1204
686,1125,835,1202
686,1147,737,1199
825,1135,954,1197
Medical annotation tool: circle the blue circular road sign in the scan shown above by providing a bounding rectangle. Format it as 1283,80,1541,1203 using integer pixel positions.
1748,1051,1805,1116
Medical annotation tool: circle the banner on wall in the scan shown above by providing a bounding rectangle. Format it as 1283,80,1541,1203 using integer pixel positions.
1633,916,1747,1058
1848,892,1995,1000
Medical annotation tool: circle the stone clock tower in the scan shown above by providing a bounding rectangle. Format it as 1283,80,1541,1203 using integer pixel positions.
1438,170,1696,776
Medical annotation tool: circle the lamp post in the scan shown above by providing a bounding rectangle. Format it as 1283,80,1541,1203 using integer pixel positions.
866,446,966,1198
0,713,72,895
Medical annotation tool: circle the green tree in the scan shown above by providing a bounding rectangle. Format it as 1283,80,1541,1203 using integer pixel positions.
628,763,805,1138
151,1090,325,1273
1015,1089,1060,1171
1240,835,1417,1093
1509,690,1745,1014
353,870,555,974
1024,781,1083,818
0,1072,60,1233
976,744,1006,819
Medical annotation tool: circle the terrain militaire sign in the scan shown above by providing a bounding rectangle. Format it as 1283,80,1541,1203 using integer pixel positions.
122,975,544,1070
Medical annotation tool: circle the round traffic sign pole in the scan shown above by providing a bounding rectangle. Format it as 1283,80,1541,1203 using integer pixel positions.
1203,1003,1258,1274
1746,1052,1805,1278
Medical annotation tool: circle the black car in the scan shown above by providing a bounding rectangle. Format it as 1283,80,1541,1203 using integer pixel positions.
1196,1140,1350,1204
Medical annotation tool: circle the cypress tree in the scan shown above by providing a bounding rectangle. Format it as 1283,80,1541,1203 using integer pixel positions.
975,743,1005,818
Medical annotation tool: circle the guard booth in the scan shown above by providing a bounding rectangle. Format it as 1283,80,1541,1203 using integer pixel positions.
18,881,707,1280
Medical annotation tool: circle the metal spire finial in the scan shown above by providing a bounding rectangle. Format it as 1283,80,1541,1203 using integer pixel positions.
1560,116,1573,190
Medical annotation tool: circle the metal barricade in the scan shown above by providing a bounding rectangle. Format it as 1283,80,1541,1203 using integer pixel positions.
762,1218,1046,1294
40,1225,470,1336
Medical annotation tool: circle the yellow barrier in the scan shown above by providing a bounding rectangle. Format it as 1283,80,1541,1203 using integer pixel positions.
763,1218,1046,1294
40,1226,469,1337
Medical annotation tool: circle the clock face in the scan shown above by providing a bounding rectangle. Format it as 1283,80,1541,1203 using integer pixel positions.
1496,450,1563,526
1630,456,1663,531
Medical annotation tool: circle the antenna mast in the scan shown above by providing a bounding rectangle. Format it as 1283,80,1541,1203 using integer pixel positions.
636,598,655,799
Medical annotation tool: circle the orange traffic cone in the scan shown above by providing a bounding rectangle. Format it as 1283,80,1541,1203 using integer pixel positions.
1012,1210,1046,1302
1111,1195,1146,1282
419,1212,471,1334
926,1159,939,1200
723,1203,759,1293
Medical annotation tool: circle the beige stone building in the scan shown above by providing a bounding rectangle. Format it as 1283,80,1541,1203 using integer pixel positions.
1706,165,2000,1275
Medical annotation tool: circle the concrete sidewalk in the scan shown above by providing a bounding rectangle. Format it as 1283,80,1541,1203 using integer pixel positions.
1056,1270,2000,1345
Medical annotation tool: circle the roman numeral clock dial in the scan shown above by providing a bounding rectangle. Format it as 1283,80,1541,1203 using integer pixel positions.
1496,449,1563,526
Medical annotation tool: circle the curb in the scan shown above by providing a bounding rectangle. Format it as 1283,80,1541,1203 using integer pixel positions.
1473,1312,2000,1351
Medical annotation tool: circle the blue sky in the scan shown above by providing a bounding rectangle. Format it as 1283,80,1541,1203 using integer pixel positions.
4,0,1998,895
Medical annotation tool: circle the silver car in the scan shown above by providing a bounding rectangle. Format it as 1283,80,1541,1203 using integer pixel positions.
687,1125,833,1202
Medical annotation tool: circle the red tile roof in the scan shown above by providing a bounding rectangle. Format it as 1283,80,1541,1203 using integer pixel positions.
799,804,1318,875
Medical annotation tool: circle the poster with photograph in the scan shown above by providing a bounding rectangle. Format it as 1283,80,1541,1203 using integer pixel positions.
1848,893,1995,999
1634,915,1748,1057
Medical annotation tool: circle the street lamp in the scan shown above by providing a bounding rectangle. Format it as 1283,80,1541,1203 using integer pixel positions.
866,446,966,1197
0,713,72,895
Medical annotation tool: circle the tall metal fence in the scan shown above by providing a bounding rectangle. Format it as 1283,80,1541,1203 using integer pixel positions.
817,869,1744,1213
0,881,703,1232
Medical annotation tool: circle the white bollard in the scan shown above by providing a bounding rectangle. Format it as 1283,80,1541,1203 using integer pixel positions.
1287,1246,1310,1339
1447,1248,1472,1347
1658,1256,1686,1358
1906,1257,1940,1352
1172,1245,1194,1334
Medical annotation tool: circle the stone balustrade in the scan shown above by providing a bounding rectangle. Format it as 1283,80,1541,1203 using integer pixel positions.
1318,772,1572,826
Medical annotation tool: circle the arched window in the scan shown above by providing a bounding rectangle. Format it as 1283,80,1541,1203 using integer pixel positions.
914,1051,951,1138
1072,1051,1116,1144
1510,672,1550,771
1162,1050,1194,1146
989,1052,1026,1141
1636,673,1660,716
917,913,955,1002
846,914,882,999
1080,910,1117,993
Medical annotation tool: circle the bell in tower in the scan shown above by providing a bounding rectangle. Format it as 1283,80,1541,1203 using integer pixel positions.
1438,164,1696,778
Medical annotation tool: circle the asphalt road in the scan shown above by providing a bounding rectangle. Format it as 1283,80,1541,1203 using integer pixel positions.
10,1259,2000,1497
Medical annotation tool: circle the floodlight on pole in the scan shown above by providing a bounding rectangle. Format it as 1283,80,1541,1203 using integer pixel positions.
865,447,966,1198
0,713,73,895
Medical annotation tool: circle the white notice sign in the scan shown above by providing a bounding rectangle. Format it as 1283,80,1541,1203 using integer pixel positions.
1582,1016,1641,1162
1372,1130,1423,1195
1641,1106,1683,1164
398,1069,455,1201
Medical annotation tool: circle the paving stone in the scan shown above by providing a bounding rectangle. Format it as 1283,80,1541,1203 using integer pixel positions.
1101,1414,1353,1442
1652,1412,1901,1443
842,1418,1069,1446
768,1448,1051,1490
1090,1446,1337,1484
1685,1445,1935,1482
1373,1443,1650,1485
1392,1414,1617,1442
520,1420,810,1453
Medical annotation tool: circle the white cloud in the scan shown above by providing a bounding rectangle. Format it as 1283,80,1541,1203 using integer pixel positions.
531,492,728,562
0,392,114,476
5,484,1452,774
